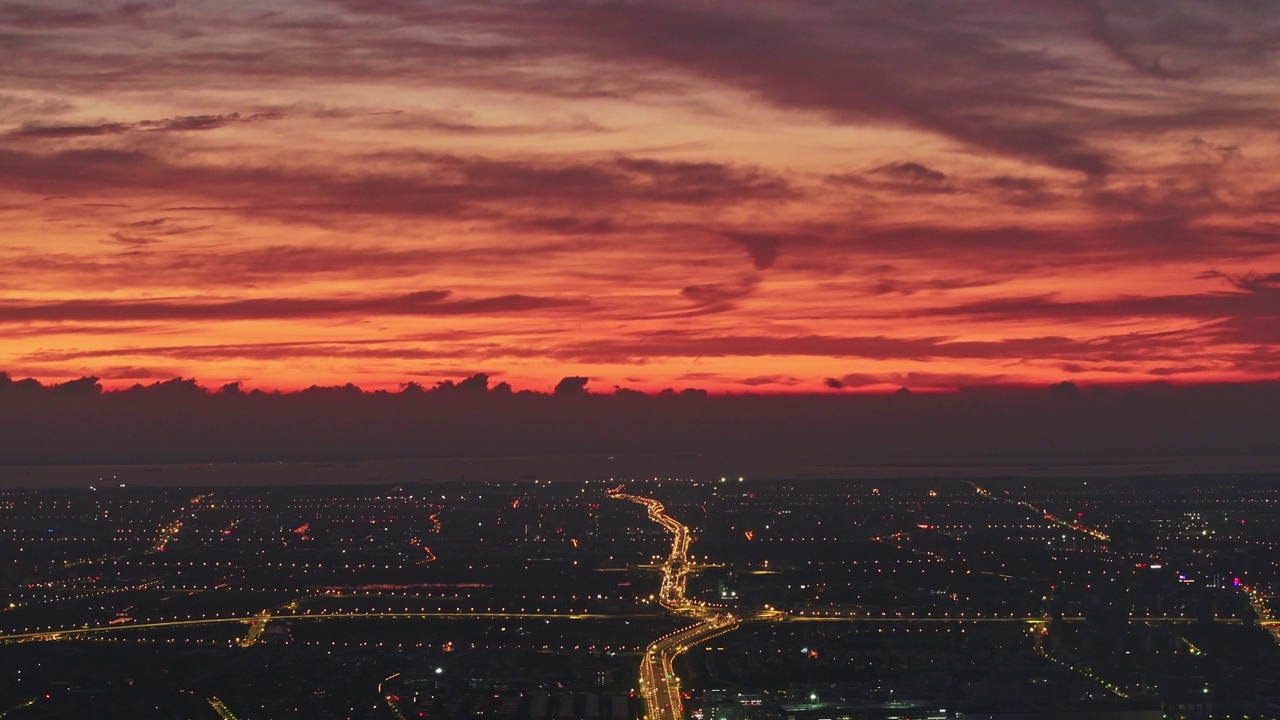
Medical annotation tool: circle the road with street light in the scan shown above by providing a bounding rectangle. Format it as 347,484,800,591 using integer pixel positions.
611,491,752,720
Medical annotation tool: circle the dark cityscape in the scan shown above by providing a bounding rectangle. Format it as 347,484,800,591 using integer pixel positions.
2,465,1278,719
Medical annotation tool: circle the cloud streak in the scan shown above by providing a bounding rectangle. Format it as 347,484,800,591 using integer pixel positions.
0,291,585,323
7,112,285,139
0,147,791,221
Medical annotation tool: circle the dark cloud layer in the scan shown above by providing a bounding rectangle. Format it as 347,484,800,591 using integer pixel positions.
2,374,1278,465
544,330,1192,365
0,291,584,323
8,112,284,139
508,2,1112,176
0,147,791,222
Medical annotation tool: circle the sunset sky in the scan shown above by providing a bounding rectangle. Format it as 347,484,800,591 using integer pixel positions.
3,0,1279,393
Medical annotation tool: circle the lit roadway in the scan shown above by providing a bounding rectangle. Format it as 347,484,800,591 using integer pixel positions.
968,482,1110,542
1,596,1261,641
638,616,739,720
1242,584,1280,646
0,611,655,644
207,697,243,720
612,492,762,720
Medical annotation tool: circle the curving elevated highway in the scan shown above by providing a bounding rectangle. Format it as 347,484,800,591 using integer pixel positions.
611,492,741,720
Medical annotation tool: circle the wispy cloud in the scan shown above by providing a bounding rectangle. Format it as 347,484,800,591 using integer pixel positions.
7,112,285,139
0,147,791,220
0,291,586,323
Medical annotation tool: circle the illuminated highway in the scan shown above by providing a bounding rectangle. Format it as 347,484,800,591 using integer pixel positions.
236,609,271,648
639,617,739,720
969,482,1110,542
207,696,243,720
7,607,1245,646
0,698,39,719
611,491,742,720
1242,584,1280,646
0,610,657,644
1030,620,1131,699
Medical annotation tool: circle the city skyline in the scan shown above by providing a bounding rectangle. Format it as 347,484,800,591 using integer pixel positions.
4,1,1279,393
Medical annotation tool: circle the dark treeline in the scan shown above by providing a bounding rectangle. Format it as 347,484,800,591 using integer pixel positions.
1,372,1278,465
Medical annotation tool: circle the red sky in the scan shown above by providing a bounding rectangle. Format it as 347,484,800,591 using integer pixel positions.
2,0,1278,393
